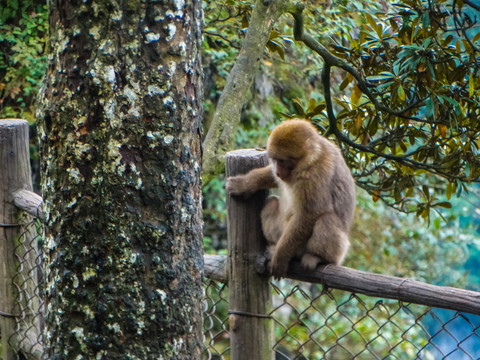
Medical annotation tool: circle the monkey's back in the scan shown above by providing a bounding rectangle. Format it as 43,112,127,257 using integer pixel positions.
331,158,356,229
314,135,356,230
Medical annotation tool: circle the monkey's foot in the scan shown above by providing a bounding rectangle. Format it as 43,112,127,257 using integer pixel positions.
300,253,321,271
270,254,289,280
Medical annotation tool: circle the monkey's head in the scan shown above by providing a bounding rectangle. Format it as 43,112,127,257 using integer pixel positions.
267,119,319,182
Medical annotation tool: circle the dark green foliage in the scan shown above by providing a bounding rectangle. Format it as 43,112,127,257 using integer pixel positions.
284,0,480,220
0,0,47,121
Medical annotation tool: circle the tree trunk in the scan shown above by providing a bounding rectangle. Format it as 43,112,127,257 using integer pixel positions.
36,1,204,358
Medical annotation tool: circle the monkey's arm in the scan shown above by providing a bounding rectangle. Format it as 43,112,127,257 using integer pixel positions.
226,165,277,198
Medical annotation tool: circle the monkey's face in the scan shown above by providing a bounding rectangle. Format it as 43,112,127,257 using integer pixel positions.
271,157,297,182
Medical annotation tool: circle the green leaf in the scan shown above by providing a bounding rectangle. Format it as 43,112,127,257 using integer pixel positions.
473,31,480,45
425,98,434,118
469,74,474,98
351,82,362,106
441,96,461,116
446,182,452,200
398,85,406,101
443,35,454,46
313,104,326,114
365,13,377,30
339,77,351,91
367,74,394,81
278,112,295,119
422,185,430,200
434,202,452,209
269,30,280,40
307,98,316,113
292,98,305,115
455,40,462,53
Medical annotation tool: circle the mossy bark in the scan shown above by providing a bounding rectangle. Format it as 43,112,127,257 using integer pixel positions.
36,1,204,358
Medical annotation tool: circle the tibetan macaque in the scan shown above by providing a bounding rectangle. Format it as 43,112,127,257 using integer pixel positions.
226,119,356,278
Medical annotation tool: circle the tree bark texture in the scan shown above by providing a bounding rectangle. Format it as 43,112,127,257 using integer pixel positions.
36,1,204,358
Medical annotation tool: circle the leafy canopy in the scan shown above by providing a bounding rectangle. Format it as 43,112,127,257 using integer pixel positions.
281,0,480,220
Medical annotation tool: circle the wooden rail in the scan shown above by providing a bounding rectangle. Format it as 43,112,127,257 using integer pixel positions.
13,189,45,220
204,254,480,315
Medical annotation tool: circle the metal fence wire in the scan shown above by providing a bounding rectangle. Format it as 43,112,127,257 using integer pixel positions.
6,219,480,360
8,216,45,359
202,279,480,360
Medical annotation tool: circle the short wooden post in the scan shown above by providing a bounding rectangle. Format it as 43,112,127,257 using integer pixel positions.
0,119,41,359
226,149,273,360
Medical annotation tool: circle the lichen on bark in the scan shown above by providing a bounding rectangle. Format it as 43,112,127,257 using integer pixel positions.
36,1,204,358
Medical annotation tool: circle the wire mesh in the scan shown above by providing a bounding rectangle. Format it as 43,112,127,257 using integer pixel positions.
202,278,480,360
5,216,480,360
8,215,45,359
203,279,231,359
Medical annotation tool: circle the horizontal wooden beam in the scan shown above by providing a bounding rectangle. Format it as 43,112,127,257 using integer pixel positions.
12,189,45,221
204,254,480,315
204,254,227,283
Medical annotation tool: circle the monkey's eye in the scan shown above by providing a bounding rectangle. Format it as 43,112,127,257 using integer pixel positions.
277,158,296,170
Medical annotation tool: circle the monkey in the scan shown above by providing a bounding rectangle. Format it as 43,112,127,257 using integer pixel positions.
226,119,356,279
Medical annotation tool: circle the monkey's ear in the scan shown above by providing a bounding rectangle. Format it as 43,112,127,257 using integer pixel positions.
305,138,322,155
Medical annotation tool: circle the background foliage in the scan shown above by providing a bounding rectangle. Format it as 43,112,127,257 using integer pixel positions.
0,0,47,122
2,0,479,285
201,0,480,288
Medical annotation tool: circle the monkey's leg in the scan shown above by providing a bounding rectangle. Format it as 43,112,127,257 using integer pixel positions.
301,213,350,270
261,197,282,265
261,196,283,260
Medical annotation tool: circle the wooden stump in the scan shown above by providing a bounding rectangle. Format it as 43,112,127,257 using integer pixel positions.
226,149,274,360
0,119,42,359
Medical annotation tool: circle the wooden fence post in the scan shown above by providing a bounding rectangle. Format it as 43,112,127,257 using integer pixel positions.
0,119,41,359
226,149,273,360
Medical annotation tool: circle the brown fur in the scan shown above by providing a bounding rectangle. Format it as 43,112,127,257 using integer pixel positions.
226,119,356,278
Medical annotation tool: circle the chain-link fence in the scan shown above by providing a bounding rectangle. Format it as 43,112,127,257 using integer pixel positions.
0,215,45,359
13,216,44,359
204,280,230,359
203,278,480,359
3,219,480,360
4,214,480,360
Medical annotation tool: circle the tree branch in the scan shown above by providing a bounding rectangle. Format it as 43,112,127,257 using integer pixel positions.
202,0,289,184
289,3,417,118
289,3,474,182
203,30,241,49
463,0,480,11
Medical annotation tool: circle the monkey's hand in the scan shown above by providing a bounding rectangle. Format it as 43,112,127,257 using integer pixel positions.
269,252,289,280
226,175,255,198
